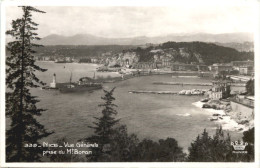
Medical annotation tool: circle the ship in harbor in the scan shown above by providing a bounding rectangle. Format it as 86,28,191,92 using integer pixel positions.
43,73,102,93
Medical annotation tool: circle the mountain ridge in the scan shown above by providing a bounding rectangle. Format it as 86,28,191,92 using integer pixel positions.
38,32,253,46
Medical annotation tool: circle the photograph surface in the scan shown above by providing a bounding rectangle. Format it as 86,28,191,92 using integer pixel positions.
1,1,258,166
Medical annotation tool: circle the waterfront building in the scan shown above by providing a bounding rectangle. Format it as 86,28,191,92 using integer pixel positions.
73,58,80,63
208,80,231,99
43,56,51,61
91,58,99,63
155,61,163,68
101,51,113,57
65,57,72,62
230,60,254,76
161,57,172,67
238,66,254,75
231,60,254,67
133,62,156,69
209,63,233,73
197,65,209,71
171,63,198,71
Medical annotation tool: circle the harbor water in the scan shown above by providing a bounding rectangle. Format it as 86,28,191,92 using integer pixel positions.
27,62,244,153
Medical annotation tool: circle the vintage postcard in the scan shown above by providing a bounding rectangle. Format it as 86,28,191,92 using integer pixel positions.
0,0,259,167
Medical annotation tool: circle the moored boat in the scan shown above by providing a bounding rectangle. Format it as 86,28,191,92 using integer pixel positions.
58,83,102,93
47,73,102,93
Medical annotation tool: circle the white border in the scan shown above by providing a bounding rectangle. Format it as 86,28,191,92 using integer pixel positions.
0,2,6,167
0,0,258,7
254,1,260,168
0,0,259,168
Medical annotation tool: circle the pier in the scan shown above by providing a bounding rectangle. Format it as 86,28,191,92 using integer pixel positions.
129,90,179,94
128,89,206,95
153,82,245,87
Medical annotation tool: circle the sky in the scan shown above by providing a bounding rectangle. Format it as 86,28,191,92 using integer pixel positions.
5,3,258,38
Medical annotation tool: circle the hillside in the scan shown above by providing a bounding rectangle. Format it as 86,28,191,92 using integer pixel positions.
34,42,254,66
134,41,254,65
214,42,254,52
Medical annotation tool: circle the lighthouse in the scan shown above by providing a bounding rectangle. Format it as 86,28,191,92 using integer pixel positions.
50,73,57,88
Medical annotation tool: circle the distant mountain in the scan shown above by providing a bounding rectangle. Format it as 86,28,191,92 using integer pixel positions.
39,32,253,46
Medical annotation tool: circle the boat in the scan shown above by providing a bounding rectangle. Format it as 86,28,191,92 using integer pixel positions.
58,82,102,93
47,73,102,93
41,86,59,90
60,73,102,93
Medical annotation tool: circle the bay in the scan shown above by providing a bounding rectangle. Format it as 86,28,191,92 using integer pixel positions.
31,62,243,153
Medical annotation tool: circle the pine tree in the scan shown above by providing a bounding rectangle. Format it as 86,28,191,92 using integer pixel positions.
187,127,254,162
6,6,53,162
246,79,254,95
84,87,119,161
242,127,254,161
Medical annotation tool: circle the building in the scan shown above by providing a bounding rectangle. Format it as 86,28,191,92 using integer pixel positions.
171,63,198,71
161,57,172,67
208,80,231,99
101,51,113,57
209,63,233,73
231,60,254,67
238,66,254,75
65,57,72,62
197,65,208,71
42,56,51,61
133,62,156,69
91,58,99,63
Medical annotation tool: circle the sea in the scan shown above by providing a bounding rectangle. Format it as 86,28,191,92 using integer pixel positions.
28,62,245,153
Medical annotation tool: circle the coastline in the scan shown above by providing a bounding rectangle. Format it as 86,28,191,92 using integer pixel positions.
192,101,254,132
37,60,101,66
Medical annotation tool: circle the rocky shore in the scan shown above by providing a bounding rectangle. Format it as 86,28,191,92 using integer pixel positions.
194,99,254,132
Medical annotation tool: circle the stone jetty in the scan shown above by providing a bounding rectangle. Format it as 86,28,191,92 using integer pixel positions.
129,89,207,95
153,82,245,87
128,90,179,94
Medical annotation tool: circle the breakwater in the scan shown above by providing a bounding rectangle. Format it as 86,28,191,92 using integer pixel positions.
129,90,179,94
153,82,245,87
129,89,207,95
153,82,211,86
